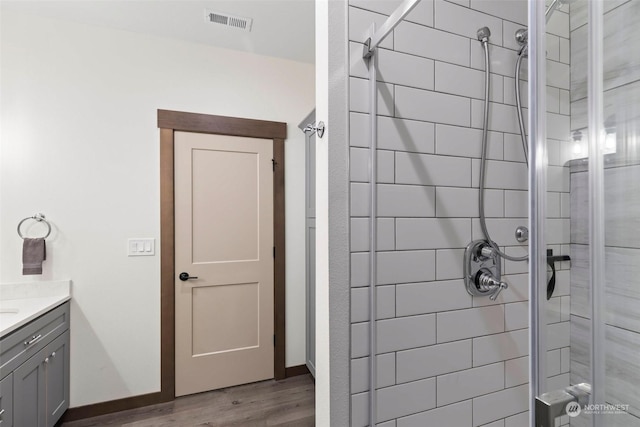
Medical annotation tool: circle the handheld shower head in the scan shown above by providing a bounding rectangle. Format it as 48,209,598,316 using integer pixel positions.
477,26,491,43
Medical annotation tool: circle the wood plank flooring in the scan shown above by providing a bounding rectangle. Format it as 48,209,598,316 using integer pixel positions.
62,374,315,427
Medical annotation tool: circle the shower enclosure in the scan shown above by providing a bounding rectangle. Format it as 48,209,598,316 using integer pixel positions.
529,0,640,426
350,0,640,425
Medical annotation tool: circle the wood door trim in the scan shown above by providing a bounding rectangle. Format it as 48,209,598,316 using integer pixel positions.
159,128,175,402
158,109,286,140
273,138,286,380
159,110,288,403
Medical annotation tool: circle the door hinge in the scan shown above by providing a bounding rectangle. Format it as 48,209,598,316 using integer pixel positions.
273,246,276,258
273,334,276,346
272,158,277,171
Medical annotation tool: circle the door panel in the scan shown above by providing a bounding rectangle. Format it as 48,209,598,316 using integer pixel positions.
192,149,259,263
174,131,274,397
45,331,70,427
191,283,260,355
13,351,46,427
0,373,13,427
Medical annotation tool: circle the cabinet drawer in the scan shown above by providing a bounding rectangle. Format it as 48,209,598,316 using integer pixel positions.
0,373,13,427
0,302,69,379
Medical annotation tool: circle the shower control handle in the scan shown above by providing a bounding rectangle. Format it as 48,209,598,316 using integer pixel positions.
464,240,507,299
489,281,508,301
475,270,508,301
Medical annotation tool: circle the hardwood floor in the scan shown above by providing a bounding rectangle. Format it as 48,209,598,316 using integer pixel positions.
62,374,315,427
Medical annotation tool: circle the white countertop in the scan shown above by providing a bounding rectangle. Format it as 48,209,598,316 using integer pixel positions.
0,280,71,338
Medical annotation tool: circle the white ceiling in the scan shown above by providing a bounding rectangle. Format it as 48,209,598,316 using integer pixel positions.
1,0,316,64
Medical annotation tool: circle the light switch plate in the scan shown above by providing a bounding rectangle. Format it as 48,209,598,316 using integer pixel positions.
127,238,155,256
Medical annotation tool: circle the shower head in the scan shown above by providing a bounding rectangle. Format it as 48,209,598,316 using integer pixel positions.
477,27,491,43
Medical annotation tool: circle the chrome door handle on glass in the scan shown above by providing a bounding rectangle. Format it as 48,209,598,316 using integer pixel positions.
535,383,591,427
179,272,198,281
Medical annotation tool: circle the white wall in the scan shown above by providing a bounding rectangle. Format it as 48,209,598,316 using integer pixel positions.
0,10,314,407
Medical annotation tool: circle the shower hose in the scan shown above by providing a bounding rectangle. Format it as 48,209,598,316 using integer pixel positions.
479,39,529,262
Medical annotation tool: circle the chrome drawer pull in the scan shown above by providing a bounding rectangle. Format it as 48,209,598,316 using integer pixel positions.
24,334,42,346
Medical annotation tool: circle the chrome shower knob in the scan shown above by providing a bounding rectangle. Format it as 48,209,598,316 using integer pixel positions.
515,226,529,243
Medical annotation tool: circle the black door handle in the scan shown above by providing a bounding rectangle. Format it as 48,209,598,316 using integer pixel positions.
546,252,571,300
179,272,198,281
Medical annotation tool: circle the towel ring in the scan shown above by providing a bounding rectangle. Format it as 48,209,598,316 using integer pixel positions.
17,213,52,239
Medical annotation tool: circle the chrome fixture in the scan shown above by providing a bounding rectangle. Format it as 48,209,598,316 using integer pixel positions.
535,383,591,427
516,0,575,52
515,28,528,46
361,2,424,425
362,0,421,59
302,121,325,138
514,34,529,165
515,28,529,57
515,226,529,243
464,240,508,300
17,213,52,239
476,27,528,263
476,26,491,43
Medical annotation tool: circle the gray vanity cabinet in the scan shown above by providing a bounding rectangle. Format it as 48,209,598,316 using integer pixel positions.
0,373,13,426
13,331,69,427
44,331,70,425
0,302,70,427
13,345,46,427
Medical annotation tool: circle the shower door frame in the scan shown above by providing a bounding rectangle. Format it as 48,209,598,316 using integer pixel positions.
527,2,548,425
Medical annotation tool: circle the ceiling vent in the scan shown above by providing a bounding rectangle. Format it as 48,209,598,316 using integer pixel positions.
204,10,253,32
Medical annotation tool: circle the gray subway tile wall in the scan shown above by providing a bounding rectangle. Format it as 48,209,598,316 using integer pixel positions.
348,0,572,425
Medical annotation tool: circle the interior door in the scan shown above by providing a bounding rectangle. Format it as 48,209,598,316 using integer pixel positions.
174,131,274,397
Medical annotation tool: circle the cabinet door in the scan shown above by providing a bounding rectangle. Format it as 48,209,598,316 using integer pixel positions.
0,373,13,427
13,351,46,427
44,331,69,427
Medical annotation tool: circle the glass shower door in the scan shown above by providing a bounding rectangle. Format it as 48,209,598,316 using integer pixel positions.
527,0,577,425
530,0,640,426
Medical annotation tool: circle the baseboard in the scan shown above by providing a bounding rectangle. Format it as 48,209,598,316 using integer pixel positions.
285,364,310,378
62,367,309,422
61,391,166,422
